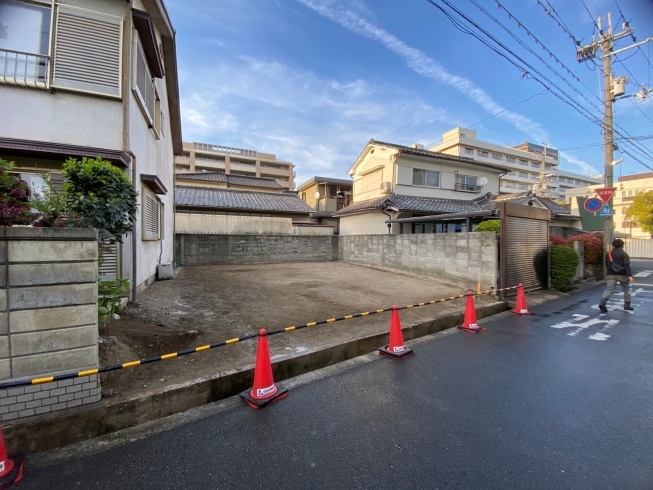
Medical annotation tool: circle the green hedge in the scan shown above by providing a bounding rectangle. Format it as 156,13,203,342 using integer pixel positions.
475,220,500,232
550,244,579,289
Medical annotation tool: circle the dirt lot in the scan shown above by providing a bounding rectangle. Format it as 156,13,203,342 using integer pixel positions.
100,263,497,400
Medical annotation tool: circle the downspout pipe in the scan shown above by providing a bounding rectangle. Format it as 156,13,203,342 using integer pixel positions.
121,5,136,302
381,206,392,234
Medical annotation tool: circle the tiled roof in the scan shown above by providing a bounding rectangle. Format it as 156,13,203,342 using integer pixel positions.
370,140,510,173
495,192,571,216
176,172,284,189
175,186,313,214
333,194,486,216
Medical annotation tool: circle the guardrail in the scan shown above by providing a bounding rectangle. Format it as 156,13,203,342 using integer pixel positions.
0,286,520,390
0,48,49,88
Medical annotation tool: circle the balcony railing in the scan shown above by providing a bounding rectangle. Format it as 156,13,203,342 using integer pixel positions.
0,49,49,88
455,183,483,193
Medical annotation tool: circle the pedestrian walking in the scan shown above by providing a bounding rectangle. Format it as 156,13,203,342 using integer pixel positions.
599,238,635,313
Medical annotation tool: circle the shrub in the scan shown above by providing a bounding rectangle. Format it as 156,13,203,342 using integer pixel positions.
31,178,76,227
98,278,131,328
550,244,579,290
0,159,33,226
549,235,570,246
568,232,603,265
475,220,500,232
62,157,138,243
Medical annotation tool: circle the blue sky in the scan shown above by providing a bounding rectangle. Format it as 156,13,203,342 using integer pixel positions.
166,0,653,187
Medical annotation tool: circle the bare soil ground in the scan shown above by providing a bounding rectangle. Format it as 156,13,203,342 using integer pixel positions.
99,263,496,400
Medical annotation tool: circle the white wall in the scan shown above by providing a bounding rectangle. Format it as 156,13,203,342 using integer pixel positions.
339,212,390,235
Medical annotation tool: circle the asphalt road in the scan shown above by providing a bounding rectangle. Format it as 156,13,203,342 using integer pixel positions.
15,261,653,490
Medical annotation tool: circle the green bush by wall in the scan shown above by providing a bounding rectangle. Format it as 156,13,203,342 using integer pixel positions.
475,220,500,232
550,244,579,289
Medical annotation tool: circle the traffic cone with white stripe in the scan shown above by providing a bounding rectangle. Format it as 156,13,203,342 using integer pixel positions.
379,306,414,359
457,291,486,333
0,428,23,489
511,284,533,316
240,329,288,409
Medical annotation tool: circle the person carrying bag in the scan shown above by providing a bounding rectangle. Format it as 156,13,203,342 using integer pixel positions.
599,238,635,313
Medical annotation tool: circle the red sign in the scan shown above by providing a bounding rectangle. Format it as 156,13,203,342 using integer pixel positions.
595,187,616,203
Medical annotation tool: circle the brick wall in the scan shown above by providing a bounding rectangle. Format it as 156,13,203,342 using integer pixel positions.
0,228,101,421
175,234,338,265
338,233,498,290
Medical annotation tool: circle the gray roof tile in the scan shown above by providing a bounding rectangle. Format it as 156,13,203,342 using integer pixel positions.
176,172,284,189
175,186,313,214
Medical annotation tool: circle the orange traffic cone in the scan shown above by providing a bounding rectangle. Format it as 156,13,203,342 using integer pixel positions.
511,284,533,316
379,306,414,359
0,428,24,489
457,291,486,333
240,329,288,409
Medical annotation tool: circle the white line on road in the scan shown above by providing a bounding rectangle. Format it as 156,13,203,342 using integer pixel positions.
550,314,620,338
633,271,653,277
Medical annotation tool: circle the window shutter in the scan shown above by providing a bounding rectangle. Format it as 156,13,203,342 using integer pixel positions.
52,6,122,97
144,191,160,240
49,172,65,191
134,37,155,124
98,241,118,280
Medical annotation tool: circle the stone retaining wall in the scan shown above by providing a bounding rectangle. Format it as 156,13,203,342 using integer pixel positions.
0,228,101,421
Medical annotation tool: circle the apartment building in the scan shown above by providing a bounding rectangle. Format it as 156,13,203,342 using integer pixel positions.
429,128,602,199
566,171,653,239
0,0,182,295
175,142,295,191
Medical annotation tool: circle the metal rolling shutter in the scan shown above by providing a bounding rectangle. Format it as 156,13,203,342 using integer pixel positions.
506,216,548,290
52,6,122,97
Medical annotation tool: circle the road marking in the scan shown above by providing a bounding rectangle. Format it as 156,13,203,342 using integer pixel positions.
634,270,653,278
550,314,620,339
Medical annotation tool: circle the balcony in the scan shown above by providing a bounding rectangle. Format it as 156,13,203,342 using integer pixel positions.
0,49,49,88
455,183,483,193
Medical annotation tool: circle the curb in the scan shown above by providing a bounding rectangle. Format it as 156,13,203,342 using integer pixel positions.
2,301,507,456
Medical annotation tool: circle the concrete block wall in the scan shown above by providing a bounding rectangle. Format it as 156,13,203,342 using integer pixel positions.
175,234,338,265
0,228,101,421
338,232,498,289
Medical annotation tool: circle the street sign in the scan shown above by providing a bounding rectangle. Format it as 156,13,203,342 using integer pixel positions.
599,204,614,217
584,197,603,213
595,187,617,204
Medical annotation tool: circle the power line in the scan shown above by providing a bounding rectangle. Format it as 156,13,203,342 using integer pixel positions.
535,0,580,46
579,0,600,31
468,89,550,128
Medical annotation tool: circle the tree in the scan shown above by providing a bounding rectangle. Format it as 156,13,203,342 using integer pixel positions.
62,157,138,243
626,190,653,233
474,220,500,233
0,158,33,226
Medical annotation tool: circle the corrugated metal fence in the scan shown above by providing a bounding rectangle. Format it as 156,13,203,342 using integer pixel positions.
175,213,293,235
624,239,653,258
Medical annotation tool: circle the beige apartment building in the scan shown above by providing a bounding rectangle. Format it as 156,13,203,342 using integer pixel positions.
566,171,653,239
429,128,602,200
175,142,295,190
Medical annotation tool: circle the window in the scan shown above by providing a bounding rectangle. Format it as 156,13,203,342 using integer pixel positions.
412,169,440,187
575,180,582,185
0,0,51,86
133,35,155,124
505,181,516,188
464,148,474,155
329,186,338,198
519,183,529,190
492,153,503,161
477,150,488,158
456,174,479,192
153,89,162,137
519,159,528,166
531,174,539,180
519,171,528,178
545,165,552,171
52,6,122,96
142,188,162,240
531,162,541,169
508,171,516,176
506,156,516,163
301,192,306,202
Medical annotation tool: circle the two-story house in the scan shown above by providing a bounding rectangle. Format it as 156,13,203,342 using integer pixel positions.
297,176,353,232
334,139,508,235
0,0,182,297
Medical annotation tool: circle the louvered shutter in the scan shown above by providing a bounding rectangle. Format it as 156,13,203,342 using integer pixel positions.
133,36,155,124
143,190,161,240
98,241,118,280
52,6,122,97
49,172,65,191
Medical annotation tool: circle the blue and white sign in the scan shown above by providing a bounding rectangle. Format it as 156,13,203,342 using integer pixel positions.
599,204,614,217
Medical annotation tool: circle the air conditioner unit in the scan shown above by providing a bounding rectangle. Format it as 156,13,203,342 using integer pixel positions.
380,181,393,194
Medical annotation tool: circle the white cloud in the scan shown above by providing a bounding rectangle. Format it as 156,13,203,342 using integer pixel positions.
179,57,457,185
559,151,600,175
295,0,549,143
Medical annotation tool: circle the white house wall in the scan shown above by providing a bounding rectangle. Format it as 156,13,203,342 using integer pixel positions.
339,212,390,236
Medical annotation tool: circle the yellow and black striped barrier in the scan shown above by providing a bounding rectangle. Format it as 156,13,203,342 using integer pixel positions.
0,286,520,389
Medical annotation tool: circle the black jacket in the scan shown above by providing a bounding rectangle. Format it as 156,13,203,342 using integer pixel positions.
606,248,632,277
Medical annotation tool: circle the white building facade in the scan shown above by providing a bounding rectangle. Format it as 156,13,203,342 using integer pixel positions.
0,0,182,296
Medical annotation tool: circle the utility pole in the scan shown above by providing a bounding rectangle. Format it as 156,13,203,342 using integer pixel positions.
576,13,651,273
535,144,548,198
